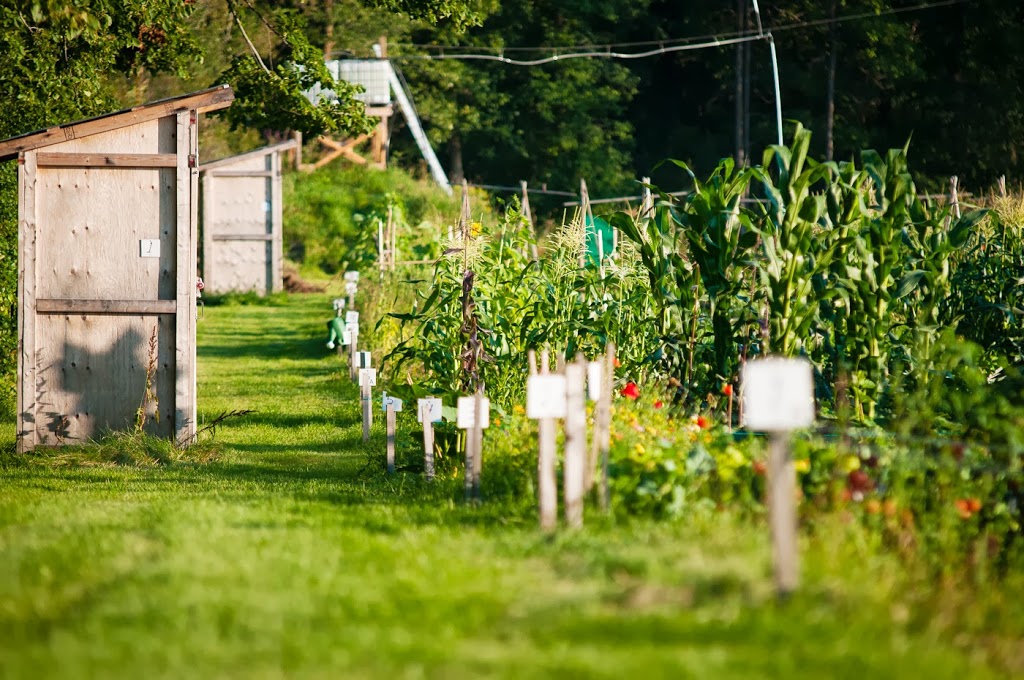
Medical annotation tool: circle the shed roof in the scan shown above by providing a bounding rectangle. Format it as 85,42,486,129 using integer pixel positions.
0,85,234,162
199,139,298,172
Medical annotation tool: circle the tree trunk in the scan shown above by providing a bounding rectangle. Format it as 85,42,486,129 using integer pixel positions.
449,132,465,184
825,0,837,161
734,0,746,166
323,0,335,59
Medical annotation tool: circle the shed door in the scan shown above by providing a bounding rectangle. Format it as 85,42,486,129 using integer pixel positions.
20,116,195,448
202,152,280,294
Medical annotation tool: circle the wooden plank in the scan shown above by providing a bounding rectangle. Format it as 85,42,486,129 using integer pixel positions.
270,150,283,293
0,85,233,161
205,170,273,178
198,139,298,172
174,112,194,444
17,152,38,452
188,111,200,444
36,299,176,314
201,170,214,297
211,234,273,242
36,152,177,168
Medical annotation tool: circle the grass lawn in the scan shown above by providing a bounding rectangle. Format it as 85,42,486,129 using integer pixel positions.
0,293,1017,679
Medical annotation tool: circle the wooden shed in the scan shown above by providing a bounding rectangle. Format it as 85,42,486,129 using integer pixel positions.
0,85,235,452
199,140,296,295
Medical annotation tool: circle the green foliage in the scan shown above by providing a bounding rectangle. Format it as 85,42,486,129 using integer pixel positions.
282,164,463,277
0,164,14,420
215,5,374,138
385,203,658,407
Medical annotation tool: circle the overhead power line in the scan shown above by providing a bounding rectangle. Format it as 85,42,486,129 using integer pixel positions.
389,0,971,63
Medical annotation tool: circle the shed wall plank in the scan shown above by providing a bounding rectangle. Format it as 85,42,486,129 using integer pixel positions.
17,153,38,452
35,314,175,444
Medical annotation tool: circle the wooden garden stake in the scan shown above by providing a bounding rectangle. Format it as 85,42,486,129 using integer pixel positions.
344,270,359,309
563,355,587,529
597,343,615,512
457,393,489,502
742,357,815,597
359,368,377,443
528,349,563,532
417,398,443,481
382,393,403,474
950,175,961,219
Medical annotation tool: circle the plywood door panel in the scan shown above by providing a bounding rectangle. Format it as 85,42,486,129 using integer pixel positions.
36,166,176,300
34,314,175,444
204,152,275,294
23,116,185,448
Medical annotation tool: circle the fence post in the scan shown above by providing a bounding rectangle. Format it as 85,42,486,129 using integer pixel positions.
528,348,560,532
564,355,587,529
597,343,615,512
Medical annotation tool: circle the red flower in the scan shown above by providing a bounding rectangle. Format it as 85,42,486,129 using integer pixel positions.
621,382,640,400
696,415,709,429
722,384,733,397
614,358,622,368
653,400,664,409
955,498,973,519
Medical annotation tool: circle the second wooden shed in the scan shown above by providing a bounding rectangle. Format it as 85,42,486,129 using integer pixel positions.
0,86,234,452
199,140,296,295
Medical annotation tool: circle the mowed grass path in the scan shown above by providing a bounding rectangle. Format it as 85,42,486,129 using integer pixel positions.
0,294,1010,679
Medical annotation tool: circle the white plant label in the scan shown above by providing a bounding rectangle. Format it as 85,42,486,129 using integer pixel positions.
357,351,372,369
341,330,352,346
741,357,815,432
333,298,346,312
345,322,359,336
345,311,360,324
587,361,603,401
526,375,567,419
457,396,490,429
381,393,403,412
417,398,443,424
358,368,377,387
345,282,358,296
140,239,160,258
344,270,360,282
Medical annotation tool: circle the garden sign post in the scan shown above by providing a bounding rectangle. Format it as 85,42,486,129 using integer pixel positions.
382,393,403,474
359,367,377,442
527,349,565,532
458,393,490,503
346,311,360,381
742,357,815,596
417,398,443,481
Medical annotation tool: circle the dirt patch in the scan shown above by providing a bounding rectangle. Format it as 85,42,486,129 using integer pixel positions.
283,265,325,293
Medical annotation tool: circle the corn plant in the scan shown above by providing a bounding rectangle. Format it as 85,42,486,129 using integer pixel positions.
750,123,841,359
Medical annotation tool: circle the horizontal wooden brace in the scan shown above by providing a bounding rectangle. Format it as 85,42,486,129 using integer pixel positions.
36,152,179,168
36,299,177,314
206,170,274,178
211,234,273,242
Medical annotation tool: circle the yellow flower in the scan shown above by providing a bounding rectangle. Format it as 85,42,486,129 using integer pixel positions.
492,418,501,427
513,404,525,415
470,222,483,237
794,458,811,473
